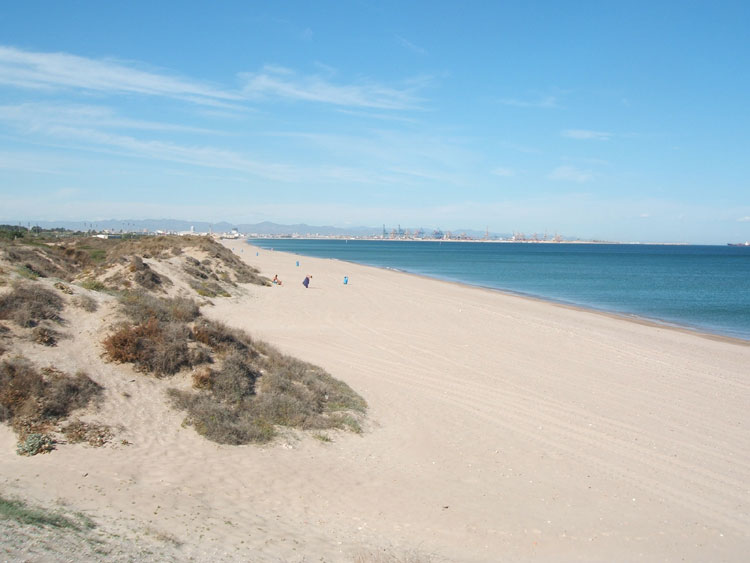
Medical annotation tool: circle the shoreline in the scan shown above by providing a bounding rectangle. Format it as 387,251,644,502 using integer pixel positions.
245,240,750,346
218,238,750,560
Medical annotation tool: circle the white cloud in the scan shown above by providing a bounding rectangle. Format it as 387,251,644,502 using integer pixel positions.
0,46,242,106
241,65,425,109
396,35,427,55
548,165,593,183
738,216,750,222
491,167,514,177
562,129,612,141
0,102,218,134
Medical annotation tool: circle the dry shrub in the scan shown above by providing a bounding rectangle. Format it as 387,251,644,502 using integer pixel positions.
0,281,64,327
210,352,260,403
3,246,69,280
168,337,366,445
192,366,213,390
193,319,252,354
32,326,59,346
41,368,103,419
103,318,192,375
53,282,74,295
0,357,103,448
62,420,112,446
132,261,172,291
120,291,199,324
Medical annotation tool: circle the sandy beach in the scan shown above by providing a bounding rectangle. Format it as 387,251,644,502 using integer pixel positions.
2,239,749,562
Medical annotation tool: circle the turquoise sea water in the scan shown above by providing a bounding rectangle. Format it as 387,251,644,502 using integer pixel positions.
248,239,750,341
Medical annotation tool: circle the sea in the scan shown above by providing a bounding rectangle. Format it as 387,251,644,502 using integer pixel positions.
248,239,750,341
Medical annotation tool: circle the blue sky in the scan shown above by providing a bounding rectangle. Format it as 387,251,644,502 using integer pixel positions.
0,1,748,243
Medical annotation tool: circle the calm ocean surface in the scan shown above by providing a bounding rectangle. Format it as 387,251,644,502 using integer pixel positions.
248,239,750,341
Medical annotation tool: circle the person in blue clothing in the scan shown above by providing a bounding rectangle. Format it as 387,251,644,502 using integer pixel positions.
302,274,311,288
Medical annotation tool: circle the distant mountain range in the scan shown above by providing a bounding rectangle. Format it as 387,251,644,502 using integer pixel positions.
8,219,508,239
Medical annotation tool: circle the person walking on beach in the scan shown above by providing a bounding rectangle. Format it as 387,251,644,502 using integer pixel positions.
302,275,311,288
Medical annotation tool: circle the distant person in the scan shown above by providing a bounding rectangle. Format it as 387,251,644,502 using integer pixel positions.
302,275,312,288
272,274,282,285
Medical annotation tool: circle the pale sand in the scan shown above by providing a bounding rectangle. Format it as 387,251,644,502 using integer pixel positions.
2,239,749,562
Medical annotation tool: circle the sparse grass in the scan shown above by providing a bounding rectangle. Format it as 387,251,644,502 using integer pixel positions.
79,279,107,292
190,280,231,297
119,291,199,324
353,549,439,563
15,265,39,279
0,281,64,327
0,494,93,530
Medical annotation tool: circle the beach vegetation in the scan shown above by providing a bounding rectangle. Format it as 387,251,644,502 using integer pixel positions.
101,293,365,444
78,279,108,292
71,293,98,312
168,334,366,444
0,357,103,453
16,433,56,456
31,326,60,346
0,281,64,328
0,493,95,531
62,420,113,447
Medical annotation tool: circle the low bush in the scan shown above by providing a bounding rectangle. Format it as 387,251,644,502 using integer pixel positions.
16,433,55,456
103,318,192,375
32,326,59,346
193,319,252,354
0,281,64,327
168,338,366,444
62,420,112,446
0,357,103,453
119,291,199,324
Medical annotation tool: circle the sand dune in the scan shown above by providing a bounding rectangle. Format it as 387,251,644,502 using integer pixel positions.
2,239,749,562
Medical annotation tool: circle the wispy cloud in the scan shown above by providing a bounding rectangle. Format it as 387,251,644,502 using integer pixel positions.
548,165,593,183
0,45,242,107
241,64,425,109
562,129,612,141
738,216,750,222
498,96,558,109
396,35,427,55
0,102,218,134
491,167,514,177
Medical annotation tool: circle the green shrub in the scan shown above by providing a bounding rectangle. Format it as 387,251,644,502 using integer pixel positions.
16,433,55,456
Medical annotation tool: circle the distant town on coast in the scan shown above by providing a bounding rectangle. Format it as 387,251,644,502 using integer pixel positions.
4,219,653,244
